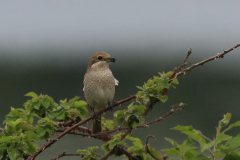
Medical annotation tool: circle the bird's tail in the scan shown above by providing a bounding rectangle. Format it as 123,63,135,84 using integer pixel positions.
92,115,102,134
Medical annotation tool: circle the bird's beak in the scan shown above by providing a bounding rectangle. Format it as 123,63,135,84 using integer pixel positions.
106,57,116,63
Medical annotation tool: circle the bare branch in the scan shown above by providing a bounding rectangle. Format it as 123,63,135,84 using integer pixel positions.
145,135,159,160
51,151,84,160
175,43,240,78
101,149,113,160
173,48,192,77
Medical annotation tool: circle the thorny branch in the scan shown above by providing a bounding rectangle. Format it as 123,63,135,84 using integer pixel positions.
175,43,240,78
143,43,240,115
29,43,240,159
56,103,186,141
51,152,84,160
145,135,158,160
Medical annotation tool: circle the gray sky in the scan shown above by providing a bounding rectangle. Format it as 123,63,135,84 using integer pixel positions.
0,1,240,57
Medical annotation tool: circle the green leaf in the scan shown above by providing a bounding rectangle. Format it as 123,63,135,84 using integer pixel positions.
224,150,240,160
159,95,168,102
7,149,18,160
199,140,215,152
131,121,138,128
25,92,38,98
136,86,143,90
215,133,232,143
15,121,35,131
219,113,232,127
127,136,143,147
171,78,179,84
0,136,12,143
229,121,240,128
33,101,41,110
165,137,179,148
69,96,80,104
73,100,87,108
42,97,50,108
77,149,87,153
162,148,180,157
191,154,210,160
55,111,66,120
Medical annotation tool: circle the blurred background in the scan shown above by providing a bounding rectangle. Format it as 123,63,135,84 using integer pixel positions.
1,1,240,159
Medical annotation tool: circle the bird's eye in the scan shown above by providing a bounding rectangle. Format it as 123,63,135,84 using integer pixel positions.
98,56,103,60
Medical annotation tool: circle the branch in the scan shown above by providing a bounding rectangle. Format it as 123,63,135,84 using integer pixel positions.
28,95,136,160
175,43,240,78
144,43,240,115
143,98,158,116
51,151,84,160
145,135,158,160
121,148,136,160
101,149,113,160
60,102,185,141
57,121,92,134
102,128,133,160
173,48,192,77
28,43,239,159
120,127,132,140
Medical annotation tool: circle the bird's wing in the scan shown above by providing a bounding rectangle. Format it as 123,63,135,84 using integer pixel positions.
115,78,119,86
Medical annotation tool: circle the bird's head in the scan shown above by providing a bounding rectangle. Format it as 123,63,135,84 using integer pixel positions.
87,52,116,72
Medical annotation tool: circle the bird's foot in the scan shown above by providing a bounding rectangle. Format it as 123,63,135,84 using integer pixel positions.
89,106,99,120
107,102,113,112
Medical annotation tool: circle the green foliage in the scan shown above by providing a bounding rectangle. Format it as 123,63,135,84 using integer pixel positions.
77,146,101,160
55,96,89,122
136,71,179,104
0,119,39,160
24,92,58,119
114,103,145,128
164,113,240,160
163,137,201,160
0,92,89,160
1,89,240,160
102,133,128,154
126,136,158,160
101,117,114,131
36,117,58,140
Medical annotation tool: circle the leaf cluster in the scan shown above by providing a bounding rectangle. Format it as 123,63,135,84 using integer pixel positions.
55,96,88,123
113,103,145,128
77,146,101,160
164,113,240,160
136,71,179,104
0,92,89,160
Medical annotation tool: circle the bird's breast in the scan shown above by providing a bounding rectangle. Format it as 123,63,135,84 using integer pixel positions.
83,69,115,111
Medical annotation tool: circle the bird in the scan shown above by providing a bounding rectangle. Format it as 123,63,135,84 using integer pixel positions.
83,52,118,134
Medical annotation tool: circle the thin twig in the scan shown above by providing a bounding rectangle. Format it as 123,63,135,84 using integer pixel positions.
122,148,135,160
51,151,84,160
121,128,132,140
173,48,192,77
57,121,92,134
145,135,159,160
101,149,113,160
175,43,240,78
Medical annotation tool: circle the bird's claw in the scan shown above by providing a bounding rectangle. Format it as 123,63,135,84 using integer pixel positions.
107,102,113,112
89,105,100,120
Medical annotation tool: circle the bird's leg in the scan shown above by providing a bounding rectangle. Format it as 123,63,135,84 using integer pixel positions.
107,102,113,111
88,105,99,120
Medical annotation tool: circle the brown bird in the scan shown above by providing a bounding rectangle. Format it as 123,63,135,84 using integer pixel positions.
83,52,118,134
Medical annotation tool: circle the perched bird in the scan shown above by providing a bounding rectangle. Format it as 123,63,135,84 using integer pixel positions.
83,52,118,134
